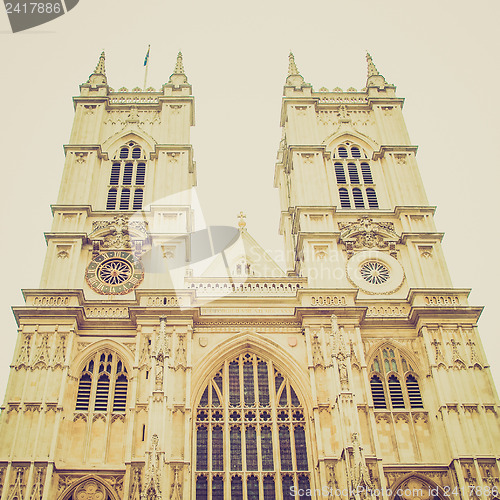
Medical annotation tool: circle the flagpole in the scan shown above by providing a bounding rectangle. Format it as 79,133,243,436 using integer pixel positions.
143,45,150,90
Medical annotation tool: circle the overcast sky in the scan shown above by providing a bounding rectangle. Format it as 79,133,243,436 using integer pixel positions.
0,0,499,398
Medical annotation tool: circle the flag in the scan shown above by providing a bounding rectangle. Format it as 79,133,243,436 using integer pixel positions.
144,46,150,67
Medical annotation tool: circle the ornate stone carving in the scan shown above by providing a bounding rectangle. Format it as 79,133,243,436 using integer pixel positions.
32,333,51,368
153,317,170,391
7,467,26,500
139,335,151,369
311,331,325,368
141,434,163,499
431,339,445,365
129,467,142,500
174,332,187,371
73,479,107,500
350,433,375,499
16,334,32,368
466,338,481,366
169,465,183,500
52,333,67,367
90,215,148,251
330,314,350,391
30,467,44,500
339,217,399,258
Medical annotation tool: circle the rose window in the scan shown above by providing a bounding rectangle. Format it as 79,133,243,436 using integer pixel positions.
97,258,133,285
360,261,390,284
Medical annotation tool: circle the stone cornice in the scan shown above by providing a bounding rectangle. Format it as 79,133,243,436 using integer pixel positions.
372,145,418,160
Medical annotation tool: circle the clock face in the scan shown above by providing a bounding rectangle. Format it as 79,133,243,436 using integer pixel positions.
85,251,144,295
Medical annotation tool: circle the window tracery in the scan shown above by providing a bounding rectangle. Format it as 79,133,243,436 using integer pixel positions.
106,142,147,211
75,350,129,415
369,346,423,410
195,353,311,498
333,143,379,209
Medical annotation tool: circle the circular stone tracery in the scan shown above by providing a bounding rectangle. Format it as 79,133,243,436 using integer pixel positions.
360,261,390,284
97,258,133,285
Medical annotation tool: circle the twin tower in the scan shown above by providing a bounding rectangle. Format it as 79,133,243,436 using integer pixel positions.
0,51,498,500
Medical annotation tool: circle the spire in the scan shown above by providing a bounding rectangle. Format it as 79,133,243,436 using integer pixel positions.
288,51,299,76
86,50,108,87
366,52,378,77
94,50,106,76
365,51,388,88
285,51,306,88
168,51,188,86
173,51,185,75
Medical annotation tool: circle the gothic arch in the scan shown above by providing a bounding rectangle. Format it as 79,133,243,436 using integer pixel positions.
69,339,134,379
102,129,156,159
58,475,120,500
191,331,313,413
366,340,422,378
388,473,446,500
323,130,379,154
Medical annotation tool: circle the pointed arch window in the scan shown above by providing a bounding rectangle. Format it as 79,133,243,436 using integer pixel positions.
106,142,147,211
333,143,379,209
74,350,129,414
369,346,424,410
195,353,311,499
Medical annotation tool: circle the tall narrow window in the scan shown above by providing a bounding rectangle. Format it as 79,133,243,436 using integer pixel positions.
107,142,147,210
361,163,373,183
133,189,143,210
406,375,423,408
119,188,130,210
366,188,378,208
335,163,347,183
106,188,117,210
353,188,365,208
388,375,405,409
75,351,128,415
195,353,310,496
334,144,379,209
370,347,423,410
75,373,92,411
370,375,387,409
339,188,351,208
348,163,360,183
212,476,224,500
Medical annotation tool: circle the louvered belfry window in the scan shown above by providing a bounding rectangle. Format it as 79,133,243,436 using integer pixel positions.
334,143,379,209
369,347,424,410
106,141,147,211
195,353,311,498
75,351,128,414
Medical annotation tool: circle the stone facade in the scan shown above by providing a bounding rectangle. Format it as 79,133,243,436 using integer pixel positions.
0,51,499,500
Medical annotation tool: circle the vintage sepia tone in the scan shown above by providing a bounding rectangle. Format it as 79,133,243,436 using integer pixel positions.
0,50,499,499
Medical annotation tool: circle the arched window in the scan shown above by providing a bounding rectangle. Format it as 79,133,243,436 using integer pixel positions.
348,163,360,183
106,188,117,210
369,346,423,410
353,188,365,208
195,353,311,498
339,188,351,208
106,142,147,211
75,351,128,414
335,163,346,184
333,144,379,209
366,188,379,208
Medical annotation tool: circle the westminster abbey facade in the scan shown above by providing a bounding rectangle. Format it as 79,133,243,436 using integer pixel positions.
0,51,499,500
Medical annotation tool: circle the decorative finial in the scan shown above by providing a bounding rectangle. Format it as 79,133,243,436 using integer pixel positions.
168,51,188,85
86,50,107,86
288,52,299,76
237,211,247,229
94,51,106,75
174,51,185,75
366,52,379,77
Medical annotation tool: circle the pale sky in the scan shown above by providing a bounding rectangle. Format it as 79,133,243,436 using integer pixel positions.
0,0,499,399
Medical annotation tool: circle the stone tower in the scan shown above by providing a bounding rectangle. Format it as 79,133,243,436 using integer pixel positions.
0,51,499,500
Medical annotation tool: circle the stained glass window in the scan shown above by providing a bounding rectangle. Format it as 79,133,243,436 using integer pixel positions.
195,353,310,498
